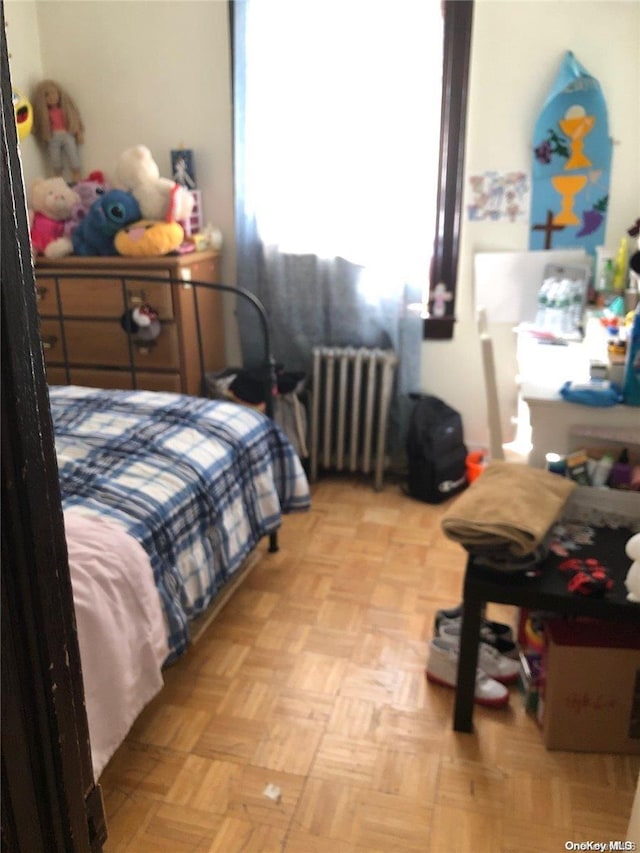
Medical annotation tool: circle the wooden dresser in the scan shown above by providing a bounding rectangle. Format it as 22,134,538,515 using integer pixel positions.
35,251,224,395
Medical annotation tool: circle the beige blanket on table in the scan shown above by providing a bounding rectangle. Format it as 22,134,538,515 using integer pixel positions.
441,461,577,557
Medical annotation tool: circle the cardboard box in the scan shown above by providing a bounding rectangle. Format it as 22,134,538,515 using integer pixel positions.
541,619,640,753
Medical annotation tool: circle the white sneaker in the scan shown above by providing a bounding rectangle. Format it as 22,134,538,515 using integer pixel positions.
435,606,515,643
438,616,518,658
425,638,509,708
437,628,520,684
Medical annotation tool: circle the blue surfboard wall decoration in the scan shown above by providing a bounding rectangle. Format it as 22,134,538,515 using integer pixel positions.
530,51,612,256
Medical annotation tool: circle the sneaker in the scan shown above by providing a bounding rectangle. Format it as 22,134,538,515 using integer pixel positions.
425,638,509,708
434,603,465,625
434,606,515,643
438,617,519,659
437,628,520,684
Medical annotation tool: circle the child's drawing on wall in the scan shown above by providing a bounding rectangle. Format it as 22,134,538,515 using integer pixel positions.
467,171,529,223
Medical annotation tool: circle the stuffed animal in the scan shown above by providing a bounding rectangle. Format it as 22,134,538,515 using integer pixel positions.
120,303,161,342
114,145,194,226
13,89,33,141
28,177,79,259
625,532,640,603
72,189,141,256
32,80,84,182
115,219,184,257
63,171,110,239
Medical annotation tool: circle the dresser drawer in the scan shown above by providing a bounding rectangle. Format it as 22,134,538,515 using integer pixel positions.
36,251,223,396
35,281,61,315
42,319,181,371
46,366,182,393
37,275,174,320
40,318,64,359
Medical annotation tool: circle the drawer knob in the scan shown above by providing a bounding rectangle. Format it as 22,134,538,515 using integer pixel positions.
128,289,147,306
36,286,48,302
41,334,58,350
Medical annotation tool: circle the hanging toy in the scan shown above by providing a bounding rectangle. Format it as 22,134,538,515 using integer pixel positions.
120,304,161,343
31,79,84,182
13,89,33,140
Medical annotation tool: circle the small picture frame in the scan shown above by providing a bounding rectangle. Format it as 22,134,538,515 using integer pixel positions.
171,149,197,189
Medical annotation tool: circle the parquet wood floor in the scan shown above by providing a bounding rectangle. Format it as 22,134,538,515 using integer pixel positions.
99,476,639,852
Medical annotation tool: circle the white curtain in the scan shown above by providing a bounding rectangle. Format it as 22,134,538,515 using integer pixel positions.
234,0,444,456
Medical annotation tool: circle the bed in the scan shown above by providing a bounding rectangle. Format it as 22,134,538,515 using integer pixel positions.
44,276,311,778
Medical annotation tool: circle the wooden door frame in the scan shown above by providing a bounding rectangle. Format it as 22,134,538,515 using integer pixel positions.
424,0,474,340
0,5,106,849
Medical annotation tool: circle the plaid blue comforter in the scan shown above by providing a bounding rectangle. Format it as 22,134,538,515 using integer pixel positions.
49,386,311,661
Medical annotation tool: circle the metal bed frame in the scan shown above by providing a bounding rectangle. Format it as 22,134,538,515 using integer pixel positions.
42,271,280,552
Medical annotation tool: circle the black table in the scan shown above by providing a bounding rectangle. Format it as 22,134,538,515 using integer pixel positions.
454,524,640,733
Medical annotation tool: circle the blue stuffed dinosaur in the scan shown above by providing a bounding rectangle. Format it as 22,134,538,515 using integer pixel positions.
72,189,141,256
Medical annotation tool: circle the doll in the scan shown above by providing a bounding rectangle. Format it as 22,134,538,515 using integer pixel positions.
32,79,84,182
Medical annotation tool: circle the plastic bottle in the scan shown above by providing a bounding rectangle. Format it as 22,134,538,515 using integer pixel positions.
590,453,614,487
570,280,585,335
613,237,628,291
546,280,561,334
595,247,614,294
558,279,571,335
535,279,550,328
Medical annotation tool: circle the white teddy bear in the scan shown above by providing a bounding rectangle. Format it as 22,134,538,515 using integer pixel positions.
624,532,640,603
114,145,194,226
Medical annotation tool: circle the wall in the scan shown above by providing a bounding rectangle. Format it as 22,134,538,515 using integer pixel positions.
6,0,239,355
5,0,236,287
422,0,640,450
6,0,639,446
4,0,47,189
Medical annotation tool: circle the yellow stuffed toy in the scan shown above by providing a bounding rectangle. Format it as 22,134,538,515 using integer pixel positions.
114,219,184,257
13,90,33,140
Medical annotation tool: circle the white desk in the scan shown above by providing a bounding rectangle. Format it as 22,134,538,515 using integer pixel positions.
516,332,639,468
522,382,639,468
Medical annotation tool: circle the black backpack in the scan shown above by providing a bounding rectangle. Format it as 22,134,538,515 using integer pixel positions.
405,393,468,503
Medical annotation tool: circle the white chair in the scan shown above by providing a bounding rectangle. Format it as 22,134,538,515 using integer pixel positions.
477,307,505,462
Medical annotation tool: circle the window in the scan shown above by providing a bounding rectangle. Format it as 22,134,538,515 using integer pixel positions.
231,0,473,347
235,0,445,295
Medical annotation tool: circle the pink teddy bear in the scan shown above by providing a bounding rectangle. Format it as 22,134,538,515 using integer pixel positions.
63,170,110,239
29,176,79,259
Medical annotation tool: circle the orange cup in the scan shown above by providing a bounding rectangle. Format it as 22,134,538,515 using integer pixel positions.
466,450,486,483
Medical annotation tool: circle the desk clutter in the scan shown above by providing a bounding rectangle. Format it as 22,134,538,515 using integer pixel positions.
427,521,640,754
518,609,640,754
431,459,640,754
440,457,640,571
517,249,640,406
547,445,640,491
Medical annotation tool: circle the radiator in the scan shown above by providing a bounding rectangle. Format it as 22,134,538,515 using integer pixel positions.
309,346,398,491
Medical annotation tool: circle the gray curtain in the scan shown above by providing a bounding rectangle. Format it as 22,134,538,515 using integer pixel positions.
232,0,429,460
